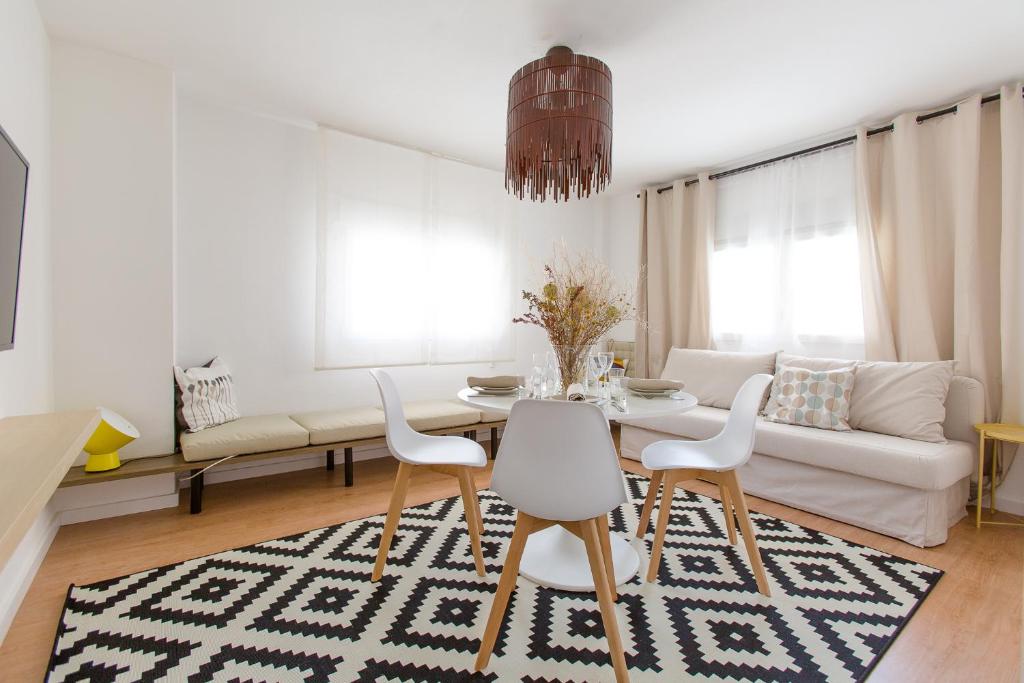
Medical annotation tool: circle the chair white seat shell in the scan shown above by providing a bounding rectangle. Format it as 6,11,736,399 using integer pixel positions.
476,399,631,683
636,373,774,597
369,369,487,581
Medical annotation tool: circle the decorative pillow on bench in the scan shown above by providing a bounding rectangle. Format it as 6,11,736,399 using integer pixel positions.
174,357,241,432
764,364,857,431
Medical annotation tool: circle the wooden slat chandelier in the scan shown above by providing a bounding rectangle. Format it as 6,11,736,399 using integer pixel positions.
505,46,612,202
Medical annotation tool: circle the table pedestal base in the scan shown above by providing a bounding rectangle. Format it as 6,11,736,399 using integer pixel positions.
518,525,641,591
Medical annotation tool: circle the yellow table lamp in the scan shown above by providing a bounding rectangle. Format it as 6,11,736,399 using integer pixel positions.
83,408,140,472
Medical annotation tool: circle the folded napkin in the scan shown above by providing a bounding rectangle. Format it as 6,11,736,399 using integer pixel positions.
626,378,685,392
566,383,587,401
467,375,523,389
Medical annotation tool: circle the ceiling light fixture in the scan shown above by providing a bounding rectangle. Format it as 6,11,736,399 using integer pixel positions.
505,46,612,202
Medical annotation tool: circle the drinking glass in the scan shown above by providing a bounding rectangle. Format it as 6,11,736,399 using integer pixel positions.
544,351,559,398
608,367,627,408
531,352,547,399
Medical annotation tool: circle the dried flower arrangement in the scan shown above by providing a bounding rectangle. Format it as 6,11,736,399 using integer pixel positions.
514,243,637,393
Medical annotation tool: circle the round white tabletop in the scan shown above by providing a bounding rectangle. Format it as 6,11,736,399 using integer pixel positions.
456,386,697,423
458,386,698,591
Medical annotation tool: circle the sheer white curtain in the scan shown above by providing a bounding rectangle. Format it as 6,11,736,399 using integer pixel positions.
710,144,865,358
316,128,514,369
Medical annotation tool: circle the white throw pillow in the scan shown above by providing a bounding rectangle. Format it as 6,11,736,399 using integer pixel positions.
174,357,241,432
847,360,955,443
660,348,776,409
763,364,857,431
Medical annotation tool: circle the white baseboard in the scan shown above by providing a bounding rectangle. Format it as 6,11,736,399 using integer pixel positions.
52,473,180,525
978,491,1024,517
0,503,59,645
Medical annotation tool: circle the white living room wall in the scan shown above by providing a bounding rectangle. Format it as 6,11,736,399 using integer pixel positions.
0,0,53,418
0,0,55,644
174,94,605,418
50,42,175,460
600,191,641,342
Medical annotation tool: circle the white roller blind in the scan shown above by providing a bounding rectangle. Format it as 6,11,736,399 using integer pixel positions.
316,128,514,369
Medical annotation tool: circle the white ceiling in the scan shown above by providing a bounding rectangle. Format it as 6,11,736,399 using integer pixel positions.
38,0,1024,193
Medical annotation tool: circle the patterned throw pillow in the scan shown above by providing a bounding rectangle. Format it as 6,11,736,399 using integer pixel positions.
763,364,856,431
173,357,241,432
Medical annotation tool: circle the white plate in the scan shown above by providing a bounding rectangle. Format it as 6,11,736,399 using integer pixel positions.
470,386,518,395
630,388,678,396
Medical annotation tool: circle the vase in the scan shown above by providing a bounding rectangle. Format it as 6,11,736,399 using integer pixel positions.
551,344,588,395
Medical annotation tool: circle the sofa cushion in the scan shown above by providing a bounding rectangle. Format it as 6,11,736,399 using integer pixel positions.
769,353,956,443
403,400,481,432
660,348,776,409
180,414,309,462
290,408,385,446
625,407,972,490
847,360,954,443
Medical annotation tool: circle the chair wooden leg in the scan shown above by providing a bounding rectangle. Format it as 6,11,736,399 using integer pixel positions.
635,470,663,538
719,483,737,545
476,512,533,672
457,468,486,576
723,470,771,597
597,514,617,601
647,472,676,582
469,479,485,535
372,461,413,582
581,518,631,683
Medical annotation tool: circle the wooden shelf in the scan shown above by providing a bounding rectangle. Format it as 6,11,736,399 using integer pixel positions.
59,452,189,487
0,410,100,569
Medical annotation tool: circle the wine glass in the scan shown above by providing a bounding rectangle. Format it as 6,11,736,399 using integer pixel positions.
587,350,603,396
597,351,615,398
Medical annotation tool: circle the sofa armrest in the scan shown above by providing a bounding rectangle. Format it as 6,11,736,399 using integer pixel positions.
943,375,984,444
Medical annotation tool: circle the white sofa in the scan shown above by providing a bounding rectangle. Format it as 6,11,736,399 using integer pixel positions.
620,349,982,547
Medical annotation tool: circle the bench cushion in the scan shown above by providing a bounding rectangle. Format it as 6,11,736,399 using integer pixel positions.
180,415,310,462
290,401,482,446
290,408,385,446
403,400,481,432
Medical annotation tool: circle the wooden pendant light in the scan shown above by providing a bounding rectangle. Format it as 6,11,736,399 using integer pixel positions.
505,46,612,202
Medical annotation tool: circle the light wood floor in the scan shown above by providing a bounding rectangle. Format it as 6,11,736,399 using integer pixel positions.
1,450,1021,682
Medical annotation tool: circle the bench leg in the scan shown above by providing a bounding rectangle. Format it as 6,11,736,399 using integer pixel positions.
490,426,499,459
190,469,203,514
344,447,354,487
326,449,335,471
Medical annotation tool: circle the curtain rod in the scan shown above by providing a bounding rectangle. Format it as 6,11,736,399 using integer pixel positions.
637,89,1015,197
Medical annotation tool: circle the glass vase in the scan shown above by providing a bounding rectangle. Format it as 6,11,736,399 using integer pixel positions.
551,344,588,396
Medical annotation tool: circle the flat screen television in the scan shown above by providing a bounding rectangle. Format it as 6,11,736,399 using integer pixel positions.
0,123,29,352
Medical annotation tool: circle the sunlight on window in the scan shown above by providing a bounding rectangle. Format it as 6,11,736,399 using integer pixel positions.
791,232,863,339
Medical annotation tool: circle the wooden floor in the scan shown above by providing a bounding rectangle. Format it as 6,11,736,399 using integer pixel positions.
1,449,1021,682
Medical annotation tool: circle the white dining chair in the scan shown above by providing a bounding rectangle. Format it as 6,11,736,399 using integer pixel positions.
634,373,774,597
369,369,486,581
475,399,630,683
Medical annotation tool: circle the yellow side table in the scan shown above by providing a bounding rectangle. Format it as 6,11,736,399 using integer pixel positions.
974,423,1024,528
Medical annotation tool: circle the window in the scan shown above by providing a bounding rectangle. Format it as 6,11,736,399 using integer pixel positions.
316,129,514,369
710,144,865,358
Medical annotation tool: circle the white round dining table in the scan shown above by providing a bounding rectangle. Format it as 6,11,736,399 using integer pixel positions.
457,386,698,591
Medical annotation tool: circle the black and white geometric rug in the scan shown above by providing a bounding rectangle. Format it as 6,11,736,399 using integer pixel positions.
47,473,941,682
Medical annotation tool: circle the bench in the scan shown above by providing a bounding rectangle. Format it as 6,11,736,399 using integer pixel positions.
60,400,506,514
